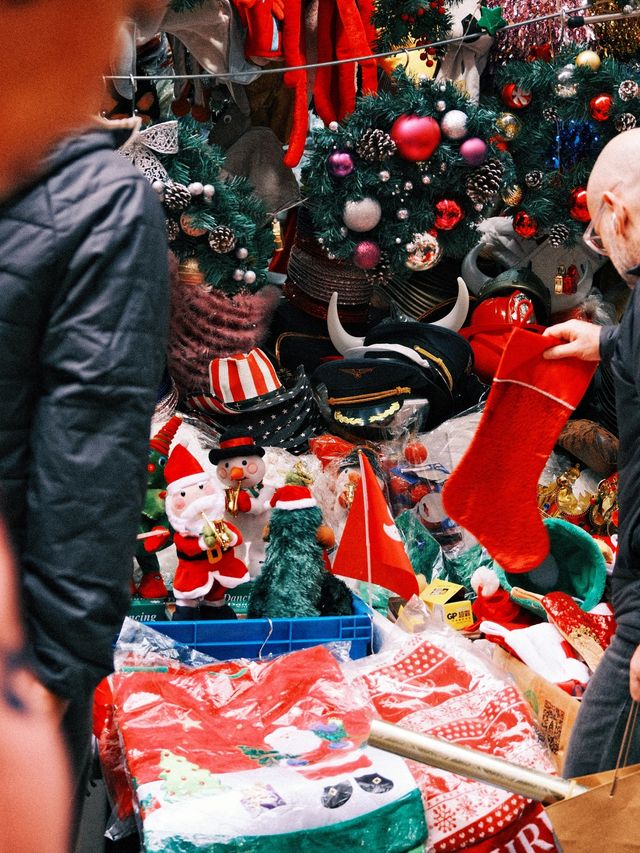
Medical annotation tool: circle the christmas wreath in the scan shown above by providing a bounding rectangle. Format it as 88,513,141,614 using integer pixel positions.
302,71,516,279
494,48,640,245
155,118,275,293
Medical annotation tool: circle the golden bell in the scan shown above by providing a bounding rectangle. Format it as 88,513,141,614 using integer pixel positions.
501,184,523,207
178,257,206,287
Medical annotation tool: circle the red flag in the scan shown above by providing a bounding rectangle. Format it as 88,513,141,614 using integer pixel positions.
332,452,419,599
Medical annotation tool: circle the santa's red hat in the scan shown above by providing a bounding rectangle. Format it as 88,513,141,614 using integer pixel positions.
270,484,317,510
164,443,208,495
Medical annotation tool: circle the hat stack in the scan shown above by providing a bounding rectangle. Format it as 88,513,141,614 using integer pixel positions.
184,348,322,453
283,207,376,324
167,257,281,399
313,320,477,438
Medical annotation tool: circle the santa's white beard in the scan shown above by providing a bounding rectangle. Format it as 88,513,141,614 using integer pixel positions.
167,492,225,536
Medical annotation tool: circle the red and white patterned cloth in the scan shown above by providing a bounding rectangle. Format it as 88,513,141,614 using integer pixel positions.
352,632,558,852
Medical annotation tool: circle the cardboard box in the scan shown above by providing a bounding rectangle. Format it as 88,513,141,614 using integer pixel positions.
419,580,474,631
491,646,580,773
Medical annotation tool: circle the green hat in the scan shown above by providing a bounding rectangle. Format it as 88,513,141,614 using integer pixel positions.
494,517,607,617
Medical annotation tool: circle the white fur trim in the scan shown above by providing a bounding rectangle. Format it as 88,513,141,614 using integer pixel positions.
273,497,317,510
166,473,209,494
210,569,250,589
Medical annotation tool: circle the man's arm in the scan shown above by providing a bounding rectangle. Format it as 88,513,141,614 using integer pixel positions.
22,160,169,701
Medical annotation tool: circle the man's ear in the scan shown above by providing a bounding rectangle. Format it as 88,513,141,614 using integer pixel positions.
603,190,630,236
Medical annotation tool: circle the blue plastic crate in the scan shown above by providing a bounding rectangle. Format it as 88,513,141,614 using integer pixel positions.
149,594,373,661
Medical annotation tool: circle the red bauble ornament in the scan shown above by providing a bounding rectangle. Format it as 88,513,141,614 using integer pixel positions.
404,441,428,465
568,187,591,222
528,44,552,61
501,83,532,109
513,210,538,239
433,198,464,230
390,114,442,162
589,93,613,122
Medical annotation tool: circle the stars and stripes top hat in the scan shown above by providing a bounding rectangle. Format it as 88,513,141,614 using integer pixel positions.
207,348,283,414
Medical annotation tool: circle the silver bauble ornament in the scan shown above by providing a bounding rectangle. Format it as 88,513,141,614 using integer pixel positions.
243,270,257,284
235,247,249,259
379,170,391,182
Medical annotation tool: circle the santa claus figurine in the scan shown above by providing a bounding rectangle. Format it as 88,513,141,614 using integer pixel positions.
209,429,275,578
164,443,249,620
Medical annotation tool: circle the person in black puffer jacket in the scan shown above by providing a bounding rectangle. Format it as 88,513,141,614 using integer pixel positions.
0,125,169,822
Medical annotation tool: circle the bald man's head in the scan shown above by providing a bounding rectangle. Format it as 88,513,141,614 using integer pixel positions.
588,129,640,218
586,129,640,285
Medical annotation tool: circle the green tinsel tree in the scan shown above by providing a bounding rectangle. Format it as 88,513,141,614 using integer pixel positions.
373,0,453,62
302,71,516,281
491,48,640,245
157,118,275,293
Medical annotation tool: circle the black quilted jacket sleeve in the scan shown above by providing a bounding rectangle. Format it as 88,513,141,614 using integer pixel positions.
0,130,169,699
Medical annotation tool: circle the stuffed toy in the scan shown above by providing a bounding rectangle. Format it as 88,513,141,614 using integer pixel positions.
209,429,275,578
164,443,250,620
134,416,182,599
247,485,353,618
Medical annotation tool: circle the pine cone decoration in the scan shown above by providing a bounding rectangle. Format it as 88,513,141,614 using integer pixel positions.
548,223,570,247
163,181,192,212
355,128,397,162
542,106,559,122
465,158,504,205
166,219,180,242
615,112,637,132
525,170,543,189
618,80,639,101
208,225,237,253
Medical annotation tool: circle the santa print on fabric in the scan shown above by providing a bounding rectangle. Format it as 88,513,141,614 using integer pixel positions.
164,443,249,619
332,452,419,600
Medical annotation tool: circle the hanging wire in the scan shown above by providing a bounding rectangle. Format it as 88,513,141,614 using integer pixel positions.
104,4,640,84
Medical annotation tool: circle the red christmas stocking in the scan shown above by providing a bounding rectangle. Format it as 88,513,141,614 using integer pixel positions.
442,328,596,573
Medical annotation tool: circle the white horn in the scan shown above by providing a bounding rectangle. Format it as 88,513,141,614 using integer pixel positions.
327,291,366,355
430,277,469,332
461,243,491,295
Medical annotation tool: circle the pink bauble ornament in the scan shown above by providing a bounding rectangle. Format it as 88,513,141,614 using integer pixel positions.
568,187,591,222
353,240,382,269
328,151,355,177
342,197,382,232
513,210,538,238
501,83,532,109
440,109,468,140
460,137,488,165
390,114,441,162
433,198,464,230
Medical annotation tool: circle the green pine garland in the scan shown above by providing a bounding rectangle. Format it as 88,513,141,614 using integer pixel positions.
159,118,274,294
302,71,516,280
491,48,640,244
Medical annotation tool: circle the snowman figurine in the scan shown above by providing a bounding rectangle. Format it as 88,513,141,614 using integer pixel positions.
209,428,275,578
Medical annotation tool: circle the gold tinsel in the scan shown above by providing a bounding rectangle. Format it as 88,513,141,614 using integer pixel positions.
593,0,640,57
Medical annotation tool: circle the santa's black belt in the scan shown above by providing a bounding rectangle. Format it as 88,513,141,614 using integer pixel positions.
176,550,206,562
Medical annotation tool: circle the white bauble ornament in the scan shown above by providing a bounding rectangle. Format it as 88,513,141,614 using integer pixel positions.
342,197,382,232
441,110,468,140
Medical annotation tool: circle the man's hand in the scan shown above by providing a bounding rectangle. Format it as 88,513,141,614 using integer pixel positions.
630,645,640,702
542,320,602,361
